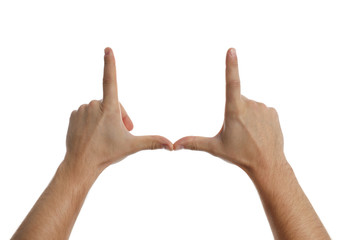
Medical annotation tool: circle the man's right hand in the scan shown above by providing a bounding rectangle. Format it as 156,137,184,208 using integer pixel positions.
174,48,287,177
174,48,330,239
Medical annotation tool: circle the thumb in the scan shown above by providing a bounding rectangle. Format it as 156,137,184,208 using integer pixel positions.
133,135,173,151
173,136,215,153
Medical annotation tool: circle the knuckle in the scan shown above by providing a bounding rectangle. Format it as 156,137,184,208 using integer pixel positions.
103,80,112,88
151,141,160,150
269,106,276,112
78,104,87,111
70,110,77,119
104,55,114,62
241,95,248,101
99,102,105,113
269,107,279,117
103,77,111,84
189,140,197,150
247,100,257,107
228,58,239,67
227,80,241,88
249,100,266,109
226,107,241,118
89,100,98,107
189,145,196,150
260,103,267,108
226,103,244,118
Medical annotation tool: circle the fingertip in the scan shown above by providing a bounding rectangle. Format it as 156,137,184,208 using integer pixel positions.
163,143,173,151
103,47,116,69
161,138,174,151
136,135,174,151
173,137,189,151
174,144,184,150
226,48,237,63
123,116,134,131
225,47,241,101
104,48,115,64
104,47,112,56
229,48,236,57
128,122,134,131
174,136,215,153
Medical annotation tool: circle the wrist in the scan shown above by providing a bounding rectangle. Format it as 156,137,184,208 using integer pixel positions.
60,154,103,188
245,153,292,186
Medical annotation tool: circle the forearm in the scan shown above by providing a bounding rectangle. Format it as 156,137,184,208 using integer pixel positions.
12,156,100,240
248,159,330,240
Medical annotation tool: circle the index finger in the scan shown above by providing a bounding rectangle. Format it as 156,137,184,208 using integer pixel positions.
225,48,241,103
102,47,118,108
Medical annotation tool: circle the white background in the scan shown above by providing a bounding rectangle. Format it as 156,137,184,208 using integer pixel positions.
1,0,340,239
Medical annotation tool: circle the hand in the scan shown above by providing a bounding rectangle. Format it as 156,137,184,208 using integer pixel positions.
65,47,173,175
174,48,287,177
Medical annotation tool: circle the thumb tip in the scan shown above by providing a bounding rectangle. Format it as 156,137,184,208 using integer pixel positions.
173,144,184,151
162,143,173,151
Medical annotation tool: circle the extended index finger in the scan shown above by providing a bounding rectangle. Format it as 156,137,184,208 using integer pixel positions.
103,47,118,108
225,48,241,103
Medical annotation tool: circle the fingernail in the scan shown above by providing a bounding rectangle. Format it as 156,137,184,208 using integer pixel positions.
229,48,236,57
174,145,184,150
104,48,111,56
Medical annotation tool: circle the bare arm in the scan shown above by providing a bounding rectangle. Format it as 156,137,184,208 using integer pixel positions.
11,156,99,240
250,159,328,239
11,47,173,240
174,48,330,239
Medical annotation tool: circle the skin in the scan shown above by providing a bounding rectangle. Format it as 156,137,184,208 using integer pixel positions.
11,47,172,240
12,47,330,240
174,48,330,239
